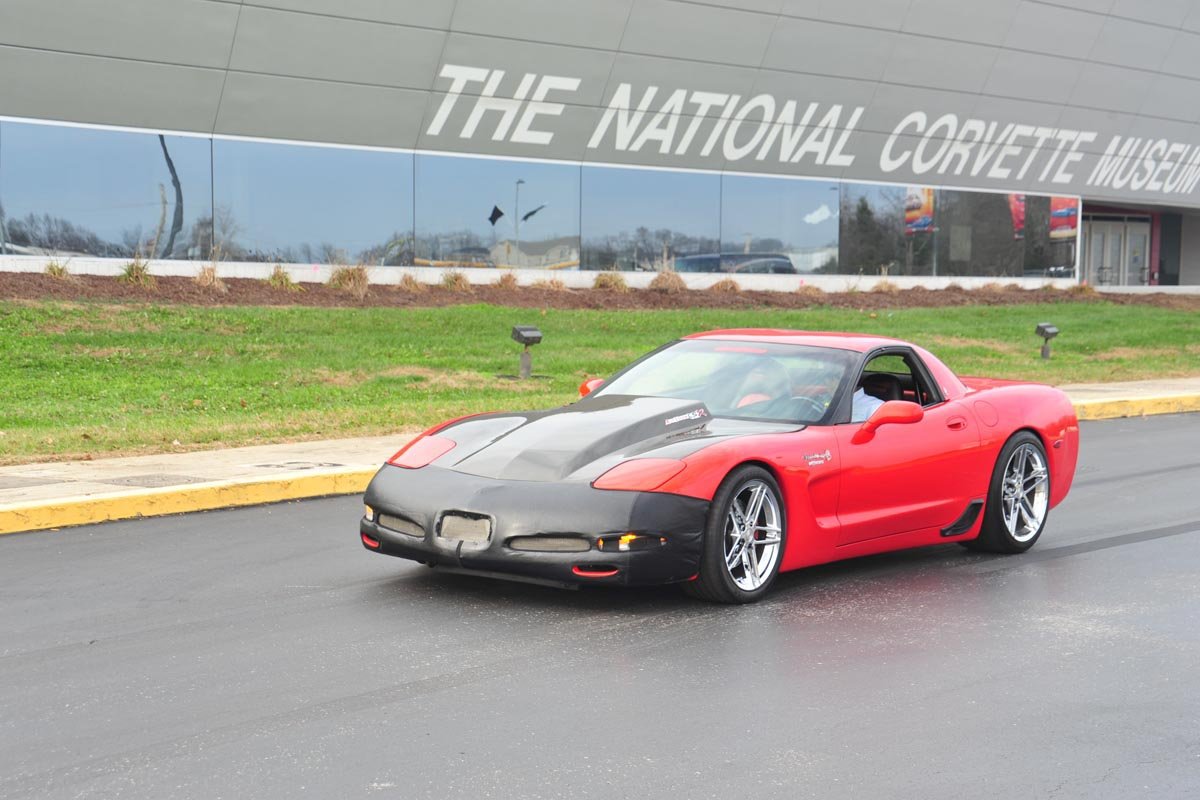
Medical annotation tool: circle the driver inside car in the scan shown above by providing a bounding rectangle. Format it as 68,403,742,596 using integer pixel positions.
851,385,885,423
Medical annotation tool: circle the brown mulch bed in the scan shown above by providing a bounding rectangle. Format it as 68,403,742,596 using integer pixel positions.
3,272,1198,311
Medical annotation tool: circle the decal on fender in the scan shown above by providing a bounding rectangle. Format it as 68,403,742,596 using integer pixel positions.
805,449,832,466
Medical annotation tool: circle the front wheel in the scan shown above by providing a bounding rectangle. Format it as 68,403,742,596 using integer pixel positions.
965,431,1050,554
684,465,786,604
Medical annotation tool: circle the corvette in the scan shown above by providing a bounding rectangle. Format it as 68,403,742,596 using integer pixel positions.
360,330,1079,603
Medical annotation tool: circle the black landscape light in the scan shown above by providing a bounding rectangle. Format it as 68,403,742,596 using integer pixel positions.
512,325,543,379
1036,322,1059,359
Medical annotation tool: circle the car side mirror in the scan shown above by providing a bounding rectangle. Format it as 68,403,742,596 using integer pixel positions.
851,400,924,444
579,377,605,397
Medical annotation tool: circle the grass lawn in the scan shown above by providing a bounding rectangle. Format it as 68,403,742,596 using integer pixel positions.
2,299,1198,463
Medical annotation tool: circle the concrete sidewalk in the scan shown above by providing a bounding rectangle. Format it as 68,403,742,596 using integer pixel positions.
3,377,1199,535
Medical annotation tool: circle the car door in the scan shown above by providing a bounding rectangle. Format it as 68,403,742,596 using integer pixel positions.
834,349,983,545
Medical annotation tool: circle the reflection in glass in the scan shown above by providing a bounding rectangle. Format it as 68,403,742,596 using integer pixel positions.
838,183,925,276
838,183,1077,278
213,139,413,264
415,154,579,269
717,175,838,274
0,121,211,259
581,166,719,271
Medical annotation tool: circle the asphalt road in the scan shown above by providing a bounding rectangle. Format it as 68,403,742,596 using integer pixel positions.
2,415,1199,800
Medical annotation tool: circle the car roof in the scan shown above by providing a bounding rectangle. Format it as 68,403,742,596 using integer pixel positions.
683,329,909,354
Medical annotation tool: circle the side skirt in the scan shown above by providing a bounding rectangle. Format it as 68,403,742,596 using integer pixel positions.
940,499,985,537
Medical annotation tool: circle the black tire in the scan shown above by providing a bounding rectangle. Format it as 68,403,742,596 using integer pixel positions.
964,431,1050,554
684,465,787,604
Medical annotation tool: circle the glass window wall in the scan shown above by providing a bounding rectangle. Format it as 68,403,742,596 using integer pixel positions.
414,154,579,270
719,174,839,275
212,139,413,265
838,183,1078,278
581,166,719,271
0,117,1078,279
0,121,211,259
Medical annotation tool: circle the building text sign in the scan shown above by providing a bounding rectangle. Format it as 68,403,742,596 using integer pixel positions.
426,64,1200,197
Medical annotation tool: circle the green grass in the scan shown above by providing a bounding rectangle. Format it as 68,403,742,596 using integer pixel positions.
1,299,1197,463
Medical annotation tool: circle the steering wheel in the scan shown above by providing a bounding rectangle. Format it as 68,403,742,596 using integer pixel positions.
788,396,828,421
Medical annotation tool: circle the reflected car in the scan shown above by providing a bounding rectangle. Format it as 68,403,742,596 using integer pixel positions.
360,331,1079,603
674,253,796,274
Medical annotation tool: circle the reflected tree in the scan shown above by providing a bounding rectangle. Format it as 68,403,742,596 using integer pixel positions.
158,135,184,259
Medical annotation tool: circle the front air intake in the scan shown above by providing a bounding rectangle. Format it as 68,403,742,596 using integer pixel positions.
507,536,591,553
378,514,424,538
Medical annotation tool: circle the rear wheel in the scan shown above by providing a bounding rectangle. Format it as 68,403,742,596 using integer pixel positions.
685,465,786,604
965,431,1050,553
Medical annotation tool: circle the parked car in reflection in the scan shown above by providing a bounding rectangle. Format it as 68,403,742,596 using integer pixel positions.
674,253,797,274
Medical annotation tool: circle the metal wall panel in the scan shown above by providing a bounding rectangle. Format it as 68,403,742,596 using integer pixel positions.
450,0,635,50
0,0,239,69
244,0,454,28
3,0,1200,210
902,0,1021,46
620,0,775,68
0,45,225,131
214,72,428,146
229,6,446,90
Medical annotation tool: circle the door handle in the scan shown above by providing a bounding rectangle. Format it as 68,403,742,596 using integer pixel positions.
946,417,967,431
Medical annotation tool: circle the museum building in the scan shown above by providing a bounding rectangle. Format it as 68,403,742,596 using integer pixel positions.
2,0,1200,285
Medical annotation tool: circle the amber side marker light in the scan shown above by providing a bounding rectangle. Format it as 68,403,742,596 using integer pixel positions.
596,533,668,553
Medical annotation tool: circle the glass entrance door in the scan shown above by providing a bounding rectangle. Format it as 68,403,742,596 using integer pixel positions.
1081,219,1150,286
1123,222,1150,285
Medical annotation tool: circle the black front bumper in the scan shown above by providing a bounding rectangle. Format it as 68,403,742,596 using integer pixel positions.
360,464,709,587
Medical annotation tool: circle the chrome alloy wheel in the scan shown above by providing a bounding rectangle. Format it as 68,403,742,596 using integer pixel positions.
722,479,783,591
1001,443,1049,543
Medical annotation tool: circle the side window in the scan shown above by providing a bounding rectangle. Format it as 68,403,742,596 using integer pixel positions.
860,352,939,407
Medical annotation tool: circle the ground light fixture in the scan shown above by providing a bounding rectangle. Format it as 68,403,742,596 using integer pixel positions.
511,325,543,379
1036,322,1059,359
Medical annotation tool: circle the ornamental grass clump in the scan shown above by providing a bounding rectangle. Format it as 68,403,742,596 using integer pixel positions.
397,272,427,293
708,277,741,294
441,270,472,292
329,264,370,300
494,271,519,290
268,264,303,292
118,254,156,289
531,277,568,291
591,271,629,292
648,270,687,294
44,259,73,281
194,264,227,294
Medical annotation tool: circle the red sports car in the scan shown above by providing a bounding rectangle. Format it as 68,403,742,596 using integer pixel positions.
360,330,1079,603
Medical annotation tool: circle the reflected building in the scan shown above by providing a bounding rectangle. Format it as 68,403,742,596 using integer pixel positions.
1,0,1197,285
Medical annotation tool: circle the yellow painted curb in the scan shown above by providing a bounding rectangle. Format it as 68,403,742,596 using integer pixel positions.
1073,395,1200,421
2,395,1197,536
0,469,377,536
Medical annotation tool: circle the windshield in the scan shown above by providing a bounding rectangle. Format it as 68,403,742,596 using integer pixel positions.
592,339,857,424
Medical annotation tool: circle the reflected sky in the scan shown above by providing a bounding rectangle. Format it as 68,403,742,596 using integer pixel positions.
721,174,839,251
416,154,579,245
214,139,412,260
0,123,210,245
582,166,720,242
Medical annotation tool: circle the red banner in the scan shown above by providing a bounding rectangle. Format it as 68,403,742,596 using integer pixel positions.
1007,194,1026,239
904,187,934,236
1049,196,1080,240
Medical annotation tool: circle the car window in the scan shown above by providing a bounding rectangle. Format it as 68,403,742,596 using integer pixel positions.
591,339,857,425
859,351,938,407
